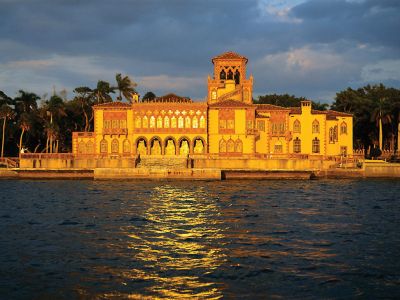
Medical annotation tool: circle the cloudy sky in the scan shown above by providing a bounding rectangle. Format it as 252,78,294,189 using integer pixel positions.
0,0,399,103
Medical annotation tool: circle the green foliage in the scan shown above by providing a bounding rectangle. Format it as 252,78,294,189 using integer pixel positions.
142,91,156,101
255,93,327,110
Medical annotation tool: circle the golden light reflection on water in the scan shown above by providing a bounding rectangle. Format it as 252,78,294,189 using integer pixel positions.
126,185,226,299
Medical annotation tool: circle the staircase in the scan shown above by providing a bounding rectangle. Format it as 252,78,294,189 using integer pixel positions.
218,87,242,101
0,157,19,168
136,155,188,169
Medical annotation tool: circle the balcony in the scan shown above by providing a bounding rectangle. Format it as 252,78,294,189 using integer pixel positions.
102,128,128,135
246,128,260,139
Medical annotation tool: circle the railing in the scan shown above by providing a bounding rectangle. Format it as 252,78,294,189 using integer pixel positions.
20,153,74,159
102,128,128,135
246,128,260,138
0,157,19,168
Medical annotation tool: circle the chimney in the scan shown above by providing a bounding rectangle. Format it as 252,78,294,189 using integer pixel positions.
301,100,312,114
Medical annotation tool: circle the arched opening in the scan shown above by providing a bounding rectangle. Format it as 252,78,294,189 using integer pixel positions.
100,139,108,154
178,137,190,155
227,69,233,80
164,137,176,155
136,137,147,155
293,137,301,153
234,138,243,153
123,139,131,154
164,116,170,128
111,139,119,154
274,141,283,153
157,116,163,128
220,70,226,80
193,137,205,154
312,120,320,134
234,70,240,84
293,120,301,133
227,139,235,153
219,139,227,153
150,137,162,155
312,137,320,153
78,141,86,154
340,122,347,134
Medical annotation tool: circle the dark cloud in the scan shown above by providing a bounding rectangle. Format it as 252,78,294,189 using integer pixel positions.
0,0,399,102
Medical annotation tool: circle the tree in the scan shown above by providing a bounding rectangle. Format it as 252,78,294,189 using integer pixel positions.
73,87,94,132
142,91,156,101
92,80,115,104
371,97,392,150
18,113,32,153
115,73,137,102
0,104,15,157
14,90,39,114
255,93,327,110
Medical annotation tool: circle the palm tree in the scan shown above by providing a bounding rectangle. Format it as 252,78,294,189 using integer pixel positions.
18,113,31,154
0,104,15,157
92,81,115,104
73,87,93,131
115,73,137,102
14,90,39,114
371,97,392,150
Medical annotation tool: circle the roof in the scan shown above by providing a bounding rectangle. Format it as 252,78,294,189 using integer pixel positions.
93,101,131,108
256,104,290,111
142,93,192,103
212,51,248,64
209,100,254,108
289,107,327,115
326,110,353,117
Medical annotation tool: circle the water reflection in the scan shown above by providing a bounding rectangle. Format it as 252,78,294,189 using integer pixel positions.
126,185,226,299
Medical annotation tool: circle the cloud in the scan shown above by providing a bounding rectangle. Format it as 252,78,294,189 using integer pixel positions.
361,60,400,82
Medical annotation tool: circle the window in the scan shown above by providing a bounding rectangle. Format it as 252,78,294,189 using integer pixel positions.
171,116,177,128
200,116,206,128
185,116,191,128
112,120,119,129
293,137,301,153
329,127,335,143
157,116,163,128
227,120,235,129
149,116,155,128
135,116,141,128
104,120,111,129
120,119,127,129
192,117,198,129
164,116,170,128
246,120,253,129
219,120,226,129
111,139,119,153
312,137,320,153
235,139,243,153
274,142,283,153
178,116,184,128
219,139,226,153
86,141,94,154
257,120,265,132
78,141,86,154
312,120,320,134
340,122,347,134
271,123,285,135
227,139,235,152
123,139,131,153
293,120,301,133
340,146,347,156
142,116,148,128
100,139,108,154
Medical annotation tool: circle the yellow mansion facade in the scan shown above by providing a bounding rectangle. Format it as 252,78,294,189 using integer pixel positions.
72,52,353,160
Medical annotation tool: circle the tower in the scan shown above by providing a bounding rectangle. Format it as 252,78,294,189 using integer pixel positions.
207,51,253,104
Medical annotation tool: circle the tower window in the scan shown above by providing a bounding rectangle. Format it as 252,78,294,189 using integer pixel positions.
220,70,226,80
227,70,233,80
234,70,240,84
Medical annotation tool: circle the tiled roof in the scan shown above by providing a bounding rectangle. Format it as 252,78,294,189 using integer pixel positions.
289,107,328,115
93,101,131,108
212,51,248,63
256,104,290,111
326,110,353,117
209,100,254,108
143,93,192,103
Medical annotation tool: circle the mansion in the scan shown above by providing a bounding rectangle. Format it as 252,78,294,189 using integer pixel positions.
72,52,353,159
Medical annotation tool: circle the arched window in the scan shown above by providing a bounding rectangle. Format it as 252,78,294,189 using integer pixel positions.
123,139,131,154
111,139,119,153
200,116,206,128
149,116,155,128
78,141,86,154
293,120,301,133
227,139,235,152
234,70,240,84
219,139,227,153
171,116,177,128
135,116,141,128
178,116,184,128
157,116,163,128
312,120,320,134
86,141,94,154
164,116,170,128
142,116,148,128
185,116,191,128
334,125,338,141
112,120,119,129
234,138,243,153
227,70,233,80
100,139,108,154
220,70,226,80
192,117,198,129
293,137,301,153
274,141,283,153
312,137,320,153
329,127,335,143
340,122,347,134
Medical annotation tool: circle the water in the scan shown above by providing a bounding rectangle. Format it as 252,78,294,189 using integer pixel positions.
0,179,399,299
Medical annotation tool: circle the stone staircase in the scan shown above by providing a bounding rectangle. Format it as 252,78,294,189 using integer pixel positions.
136,155,189,169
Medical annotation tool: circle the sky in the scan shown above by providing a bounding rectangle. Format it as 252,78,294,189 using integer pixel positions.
0,0,399,103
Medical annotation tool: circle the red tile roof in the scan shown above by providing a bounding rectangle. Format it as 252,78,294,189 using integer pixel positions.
209,100,254,108
93,101,131,108
143,93,192,103
326,110,353,117
256,104,290,111
212,51,248,63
